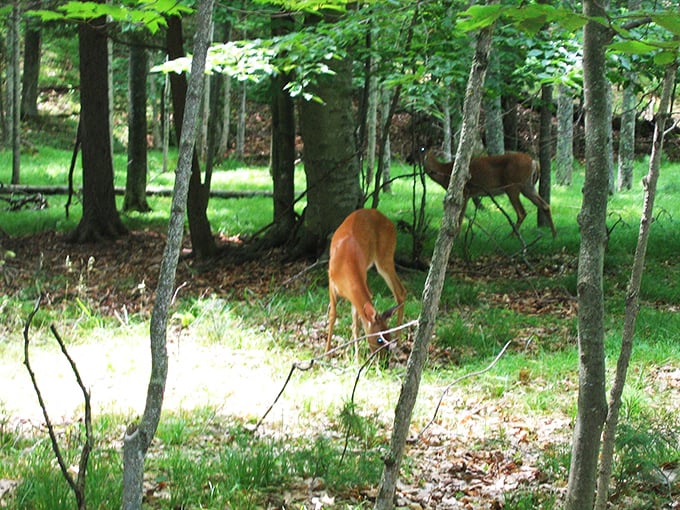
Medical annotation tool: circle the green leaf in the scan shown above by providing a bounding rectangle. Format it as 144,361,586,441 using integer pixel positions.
652,13,680,36
608,40,657,55
654,51,677,66
457,4,505,32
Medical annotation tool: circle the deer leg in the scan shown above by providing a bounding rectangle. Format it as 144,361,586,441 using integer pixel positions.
506,191,527,233
325,290,338,354
376,263,407,327
522,189,558,238
351,305,361,363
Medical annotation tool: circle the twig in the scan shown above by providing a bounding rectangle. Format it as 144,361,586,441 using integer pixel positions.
251,319,419,432
280,258,328,286
412,339,512,442
23,297,93,510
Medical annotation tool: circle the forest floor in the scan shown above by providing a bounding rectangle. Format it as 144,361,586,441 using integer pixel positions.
0,229,596,509
5,231,680,509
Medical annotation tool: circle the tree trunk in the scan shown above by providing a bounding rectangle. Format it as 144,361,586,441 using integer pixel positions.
366,69,378,189
564,1,612,508
484,94,504,156
236,81,246,159
218,21,232,157
166,15,216,259
556,83,574,186
538,83,553,231
124,38,151,213
69,2,127,243
594,59,677,510
9,1,21,184
296,14,361,257
121,3,214,509
502,95,518,151
374,10,496,508
21,1,41,120
267,11,296,244
380,87,392,192
606,84,615,195
617,82,636,191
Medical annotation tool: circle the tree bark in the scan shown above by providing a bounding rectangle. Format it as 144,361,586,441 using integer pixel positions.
236,81,246,159
121,2,214,509
21,1,41,120
218,21,232,157
124,37,151,213
374,9,496,508
594,58,677,510
538,83,553,230
556,83,574,186
166,15,216,259
295,12,361,257
69,1,127,243
9,1,21,184
267,11,296,244
617,81,636,191
502,95,518,151
564,1,612,508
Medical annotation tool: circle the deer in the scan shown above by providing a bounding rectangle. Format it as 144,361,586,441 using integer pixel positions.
411,146,557,238
326,208,407,362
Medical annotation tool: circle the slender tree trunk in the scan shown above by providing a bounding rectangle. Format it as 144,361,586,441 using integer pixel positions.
124,39,151,213
366,70,378,188
484,94,504,156
21,1,41,120
556,83,574,186
218,22,232,157
606,84,615,195
149,68,162,150
565,1,612,508
538,83,553,230
121,3,213,510
380,87,392,192
166,15,216,259
374,10,496,508
236,81,246,159
594,59,677,510
9,1,21,184
617,82,636,191
441,95,452,159
502,95,518,151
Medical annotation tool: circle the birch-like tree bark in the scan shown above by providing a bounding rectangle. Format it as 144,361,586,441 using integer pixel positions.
565,1,612,507
121,2,213,508
374,8,497,507
538,83,553,230
556,83,574,186
617,0,641,192
594,58,677,510
236,81,246,159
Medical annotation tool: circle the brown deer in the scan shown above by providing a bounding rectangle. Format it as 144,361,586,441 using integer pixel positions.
326,208,406,362
412,146,557,238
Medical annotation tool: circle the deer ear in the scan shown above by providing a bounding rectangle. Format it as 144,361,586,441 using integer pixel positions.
364,303,378,323
380,303,404,321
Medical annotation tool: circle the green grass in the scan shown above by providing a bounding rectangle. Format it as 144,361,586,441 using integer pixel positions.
2,144,680,507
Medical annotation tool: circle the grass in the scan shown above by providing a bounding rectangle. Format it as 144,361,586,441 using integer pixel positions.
2,141,680,507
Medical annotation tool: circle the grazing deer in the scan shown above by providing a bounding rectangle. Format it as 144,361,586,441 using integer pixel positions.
412,146,557,238
326,208,406,362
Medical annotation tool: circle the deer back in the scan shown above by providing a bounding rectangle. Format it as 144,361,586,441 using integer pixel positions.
466,153,536,197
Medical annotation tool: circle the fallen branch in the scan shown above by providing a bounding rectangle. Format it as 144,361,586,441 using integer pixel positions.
0,184,273,199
